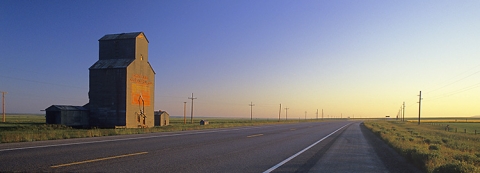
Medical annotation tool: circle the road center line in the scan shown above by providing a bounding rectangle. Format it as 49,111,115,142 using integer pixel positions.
263,123,351,173
247,134,264,138
51,151,148,168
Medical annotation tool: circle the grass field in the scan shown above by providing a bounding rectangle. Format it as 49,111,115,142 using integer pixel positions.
407,118,480,123
364,120,480,173
406,118,480,134
0,114,323,143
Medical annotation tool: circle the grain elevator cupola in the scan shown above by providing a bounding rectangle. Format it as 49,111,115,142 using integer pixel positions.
84,32,155,128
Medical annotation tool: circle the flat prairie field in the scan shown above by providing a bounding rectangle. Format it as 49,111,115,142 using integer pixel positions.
407,118,480,123
0,114,45,128
405,118,480,134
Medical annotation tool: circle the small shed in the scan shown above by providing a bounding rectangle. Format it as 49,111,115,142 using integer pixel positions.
154,110,170,126
45,105,89,127
200,120,209,125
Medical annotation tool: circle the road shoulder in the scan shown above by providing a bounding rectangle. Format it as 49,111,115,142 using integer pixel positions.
360,122,423,173
308,122,389,172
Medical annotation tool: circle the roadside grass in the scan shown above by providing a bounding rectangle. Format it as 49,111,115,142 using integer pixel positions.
364,120,480,173
0,114,324,143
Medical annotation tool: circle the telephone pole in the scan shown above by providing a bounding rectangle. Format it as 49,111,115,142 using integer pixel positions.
305,111,307,120
285,107,289,120
402,102,405,122
278,104,282,122
322,109,324,120
316,109,318,120
249,102,255,120
2,91,6,122
418,91,422,125
188,93,197,124
183,102,187,124
397,107,401,120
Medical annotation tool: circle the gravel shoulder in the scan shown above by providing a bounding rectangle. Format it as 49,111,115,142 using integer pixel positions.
307,122,423,173
360,122,423,173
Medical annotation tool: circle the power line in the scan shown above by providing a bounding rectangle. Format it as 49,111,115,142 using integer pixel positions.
425,63,480,94
0,74,86,90
426,82,480,102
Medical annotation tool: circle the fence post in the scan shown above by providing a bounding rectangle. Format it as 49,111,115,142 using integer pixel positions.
475,130,477,135
455,128,457,133
464,129,466,133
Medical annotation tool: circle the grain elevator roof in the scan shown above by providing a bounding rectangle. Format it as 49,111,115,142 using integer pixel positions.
98,32,148,42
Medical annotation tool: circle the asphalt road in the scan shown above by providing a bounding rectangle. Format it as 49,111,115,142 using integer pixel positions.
0,121,421,172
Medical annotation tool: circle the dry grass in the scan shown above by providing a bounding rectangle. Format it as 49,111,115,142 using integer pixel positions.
364,120,479,173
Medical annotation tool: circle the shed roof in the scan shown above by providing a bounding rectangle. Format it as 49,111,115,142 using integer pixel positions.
154,110,169,115
90,59,134,69
46,105,88,111
99,32,149,43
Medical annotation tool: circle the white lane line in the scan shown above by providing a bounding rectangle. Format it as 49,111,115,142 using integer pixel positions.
263,123,351,173
0,126,270,152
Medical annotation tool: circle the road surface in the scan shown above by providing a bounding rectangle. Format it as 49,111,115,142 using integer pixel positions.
0,121,421,172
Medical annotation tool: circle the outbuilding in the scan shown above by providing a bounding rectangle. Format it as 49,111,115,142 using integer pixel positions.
45,105,89,128
154,110,170,126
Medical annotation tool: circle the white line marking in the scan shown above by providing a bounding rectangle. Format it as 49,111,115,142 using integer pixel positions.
0,126,269,152
263,123,351,173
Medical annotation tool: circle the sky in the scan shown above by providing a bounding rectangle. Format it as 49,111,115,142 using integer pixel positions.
1,0,480,119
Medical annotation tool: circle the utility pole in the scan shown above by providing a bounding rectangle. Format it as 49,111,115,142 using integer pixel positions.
397,107,401,120
322,109,324,120
305,111,307,120
285,107,289,120
402,102,405,122
278,104,281,122
316,109,318,120
188,93,197,124
2,91,6,122
249,102,255,120
418,91,422,125
183,102,187,124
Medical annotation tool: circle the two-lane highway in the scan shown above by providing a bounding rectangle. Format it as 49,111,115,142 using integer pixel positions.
0,121,420,172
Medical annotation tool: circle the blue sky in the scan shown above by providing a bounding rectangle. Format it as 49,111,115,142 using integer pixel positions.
1,0,480,118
